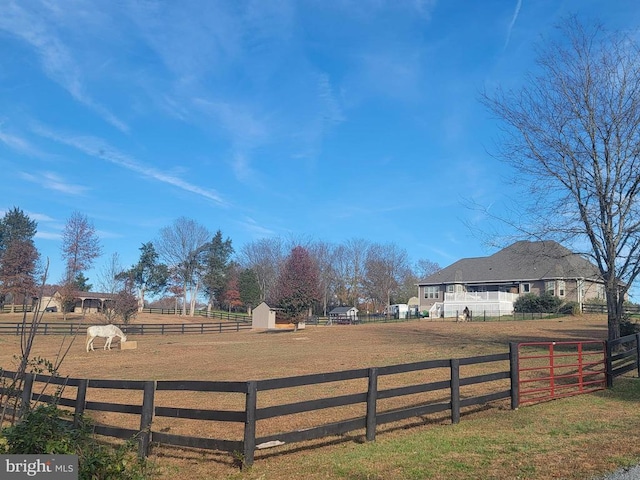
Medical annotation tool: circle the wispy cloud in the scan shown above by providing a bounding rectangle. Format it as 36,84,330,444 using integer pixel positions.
0,2,128,132
19,171,88,196
504,0,522,50
0,129,43,157
34,126,227,206
35,231,62,241
318,73,345,126
238,216,276,237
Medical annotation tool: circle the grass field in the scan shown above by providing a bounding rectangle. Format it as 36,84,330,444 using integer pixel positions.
1,312,639,479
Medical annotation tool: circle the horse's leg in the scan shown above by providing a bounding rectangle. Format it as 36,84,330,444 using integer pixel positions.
86,336,91,352
105,336,113,350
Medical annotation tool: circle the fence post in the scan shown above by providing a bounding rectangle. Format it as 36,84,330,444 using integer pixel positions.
138,380,156,459
605,340,613,388
74,379,88,427
450,359,460,424
509,342,519,409
243,381,258,468
636,334,640,378
19,373,34,418
366,367,378,441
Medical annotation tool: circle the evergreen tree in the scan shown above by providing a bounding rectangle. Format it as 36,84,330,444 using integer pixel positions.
124,242,169,311
201,230,234,309
239,268,261,311
0,207,37,255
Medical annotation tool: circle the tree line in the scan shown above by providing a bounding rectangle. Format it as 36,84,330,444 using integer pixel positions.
0,210,441,322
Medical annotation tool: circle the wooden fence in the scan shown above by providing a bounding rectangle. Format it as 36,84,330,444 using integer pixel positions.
140,308,250,322
582,303,640,315
1,334,638,468
0,322,252,336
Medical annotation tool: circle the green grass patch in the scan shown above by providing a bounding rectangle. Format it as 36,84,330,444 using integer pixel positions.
217,378,640,480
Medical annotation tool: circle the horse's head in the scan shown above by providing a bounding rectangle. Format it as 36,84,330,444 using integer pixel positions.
121,335,127,343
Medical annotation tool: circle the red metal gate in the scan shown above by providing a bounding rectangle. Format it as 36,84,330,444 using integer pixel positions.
517,341,606,404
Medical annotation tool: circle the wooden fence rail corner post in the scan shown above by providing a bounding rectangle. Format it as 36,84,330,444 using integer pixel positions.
635,334,640,378
450,359,460,424
509,342,519,410
243,381,258,469
605,340,613,388
73,379,88,428
366,367,378,441
138,380,156,459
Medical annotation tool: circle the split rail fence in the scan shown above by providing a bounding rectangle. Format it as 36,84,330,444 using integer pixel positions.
0,322,252,336
1,334,639,468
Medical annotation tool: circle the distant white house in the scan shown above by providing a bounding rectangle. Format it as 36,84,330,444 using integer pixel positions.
384,304,409,319
328,306,359,324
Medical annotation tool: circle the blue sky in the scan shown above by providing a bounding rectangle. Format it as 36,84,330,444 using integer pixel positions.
1,1,640,294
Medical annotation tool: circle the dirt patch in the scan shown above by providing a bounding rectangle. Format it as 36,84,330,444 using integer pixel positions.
0,313,613,479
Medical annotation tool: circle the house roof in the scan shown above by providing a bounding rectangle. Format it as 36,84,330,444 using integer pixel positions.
419,240,602,286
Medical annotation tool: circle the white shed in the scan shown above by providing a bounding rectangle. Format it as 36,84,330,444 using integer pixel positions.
252,302,278,329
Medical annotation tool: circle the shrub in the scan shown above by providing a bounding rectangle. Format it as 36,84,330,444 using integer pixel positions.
1,404,153,480
620,315,640,337
558,301,581,315
514,292,564,313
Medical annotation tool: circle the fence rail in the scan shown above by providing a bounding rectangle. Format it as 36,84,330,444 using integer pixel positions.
582,304,640,315
2,334,638,468
0,322,252,336
140,308,250,321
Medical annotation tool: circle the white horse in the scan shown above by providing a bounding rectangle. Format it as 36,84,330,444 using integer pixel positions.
86,324,127,352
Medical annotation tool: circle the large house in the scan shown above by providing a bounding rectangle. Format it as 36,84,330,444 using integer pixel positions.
417,240,605,318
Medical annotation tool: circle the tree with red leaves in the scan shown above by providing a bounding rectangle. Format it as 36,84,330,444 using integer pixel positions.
222,265,242,312
273,246,320,330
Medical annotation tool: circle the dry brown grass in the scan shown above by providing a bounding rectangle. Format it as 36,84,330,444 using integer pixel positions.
2,312,636,480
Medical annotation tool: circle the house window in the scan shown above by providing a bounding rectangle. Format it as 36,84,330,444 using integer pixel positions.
521,283,531,294
424,286,439,299
446,285,454,293
558,280,566,298
545,281,555,295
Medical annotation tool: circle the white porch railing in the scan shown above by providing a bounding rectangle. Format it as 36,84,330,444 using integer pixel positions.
444,292,520,303
426,292,520,319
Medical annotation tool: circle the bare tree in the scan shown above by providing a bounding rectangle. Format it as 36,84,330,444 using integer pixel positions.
155,217,210,316
59,212,101,319
308,241,337,316
96,253,125,322
239,237,284,303
415,258,441,280
60,211,102,285
363,243,410,314
481,17,640,341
